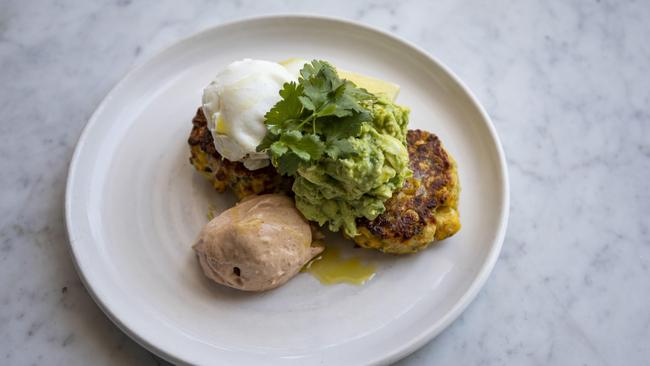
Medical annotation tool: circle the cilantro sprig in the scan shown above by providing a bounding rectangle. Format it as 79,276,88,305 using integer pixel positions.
257,60,375,175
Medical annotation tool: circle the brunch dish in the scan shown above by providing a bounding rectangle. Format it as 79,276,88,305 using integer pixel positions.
65,16,508,366
188,58,461,291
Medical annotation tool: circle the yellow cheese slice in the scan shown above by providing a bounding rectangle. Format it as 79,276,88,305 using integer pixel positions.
279,58,400,101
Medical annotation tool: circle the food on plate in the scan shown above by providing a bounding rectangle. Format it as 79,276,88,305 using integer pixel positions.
190,111,461,254
337,69,400,101
353,130,461,253
201,59,296,170
280,58,401,101
188,57,461,291
257,60,411,237
193,194,323,291
188,108,292,199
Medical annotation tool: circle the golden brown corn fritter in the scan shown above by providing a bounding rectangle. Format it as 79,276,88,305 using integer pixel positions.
188,108,460,254
188,109,293,199
353,129,460,253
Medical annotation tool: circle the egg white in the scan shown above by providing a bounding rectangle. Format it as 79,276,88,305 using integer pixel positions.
202,59,297,170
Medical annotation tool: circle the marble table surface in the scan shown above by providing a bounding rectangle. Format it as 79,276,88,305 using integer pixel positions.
1,0,648,365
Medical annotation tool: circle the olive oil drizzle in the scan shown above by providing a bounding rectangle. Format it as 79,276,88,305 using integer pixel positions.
304,247,376,285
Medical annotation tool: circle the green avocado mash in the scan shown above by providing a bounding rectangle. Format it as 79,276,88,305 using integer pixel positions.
257,60,411,236
293,99,410,236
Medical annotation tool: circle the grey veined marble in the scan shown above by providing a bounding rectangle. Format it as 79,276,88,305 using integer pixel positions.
1,0,648,365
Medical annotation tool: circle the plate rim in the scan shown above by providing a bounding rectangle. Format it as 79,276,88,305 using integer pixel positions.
65,14,510,366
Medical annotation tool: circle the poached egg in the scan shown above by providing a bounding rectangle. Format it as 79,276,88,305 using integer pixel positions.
201,59,296,170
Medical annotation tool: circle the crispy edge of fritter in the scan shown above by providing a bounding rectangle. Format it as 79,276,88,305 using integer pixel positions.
353,129,461,254
188,108,292,199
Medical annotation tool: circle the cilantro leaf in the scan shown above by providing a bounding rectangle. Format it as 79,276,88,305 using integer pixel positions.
299,60,328,80
298,96,315,111
276,152,302,175
317,103,339,117
344,81,374,101
257,59,377,176
257,132,278,152
321,110,370,139
264,81,304,129
279,130,325,160
302,79,328,109
269,141,288,156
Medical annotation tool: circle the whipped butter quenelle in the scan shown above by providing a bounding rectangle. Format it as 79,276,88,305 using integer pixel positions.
192,194,323,291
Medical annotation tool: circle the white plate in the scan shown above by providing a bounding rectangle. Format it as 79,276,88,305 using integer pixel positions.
65,15,509,366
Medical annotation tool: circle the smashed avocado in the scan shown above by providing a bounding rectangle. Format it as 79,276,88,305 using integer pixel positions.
258,60,411,236
293,99,410,236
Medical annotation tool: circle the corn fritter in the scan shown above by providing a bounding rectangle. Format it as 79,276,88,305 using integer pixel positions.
188,109,460,254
